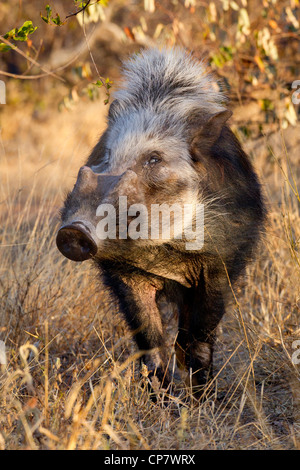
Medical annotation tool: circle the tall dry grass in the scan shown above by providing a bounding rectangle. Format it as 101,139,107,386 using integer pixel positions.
0,95,299,450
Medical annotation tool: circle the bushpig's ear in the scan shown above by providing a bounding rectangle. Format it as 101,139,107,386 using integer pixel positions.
190,109,232,159
108,99,121,121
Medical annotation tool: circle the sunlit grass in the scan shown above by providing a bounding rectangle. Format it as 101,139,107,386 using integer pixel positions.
0,98,299,450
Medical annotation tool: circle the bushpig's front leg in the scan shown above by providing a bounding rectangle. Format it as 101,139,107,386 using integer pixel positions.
102,267,171,390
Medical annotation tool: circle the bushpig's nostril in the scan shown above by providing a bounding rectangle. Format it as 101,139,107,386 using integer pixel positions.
56,223,97,262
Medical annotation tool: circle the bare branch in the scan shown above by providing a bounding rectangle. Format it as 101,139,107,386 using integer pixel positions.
0,35,65,82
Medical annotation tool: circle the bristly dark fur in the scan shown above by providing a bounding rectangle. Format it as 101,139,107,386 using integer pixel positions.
58,47,266,399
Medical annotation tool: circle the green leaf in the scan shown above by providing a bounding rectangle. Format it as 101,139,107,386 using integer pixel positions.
3,28,18,40
41,4,52,23
0,43,12,52
4,21,37,42
41,5,64,26
15,21,37,40
51,13,63,26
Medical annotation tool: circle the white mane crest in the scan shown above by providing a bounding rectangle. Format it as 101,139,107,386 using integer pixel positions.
113,47,227,119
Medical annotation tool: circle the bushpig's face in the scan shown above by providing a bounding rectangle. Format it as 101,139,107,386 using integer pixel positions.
56,108,232,262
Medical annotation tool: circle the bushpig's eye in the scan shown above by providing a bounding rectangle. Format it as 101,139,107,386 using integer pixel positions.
144,153,162,167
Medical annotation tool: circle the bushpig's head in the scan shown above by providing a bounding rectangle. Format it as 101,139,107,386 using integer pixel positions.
56,105,232,262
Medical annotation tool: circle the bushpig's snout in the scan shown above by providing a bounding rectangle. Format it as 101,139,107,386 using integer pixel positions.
56,166,100,261
56,221,97,262
56,165,140,261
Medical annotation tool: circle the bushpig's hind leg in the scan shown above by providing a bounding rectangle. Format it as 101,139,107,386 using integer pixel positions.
175,274,225,398
189,283,225,397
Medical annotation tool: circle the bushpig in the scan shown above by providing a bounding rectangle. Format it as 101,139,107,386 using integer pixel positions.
56,48,265,396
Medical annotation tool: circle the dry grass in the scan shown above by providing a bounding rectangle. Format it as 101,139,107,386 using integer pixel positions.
0,91,299,450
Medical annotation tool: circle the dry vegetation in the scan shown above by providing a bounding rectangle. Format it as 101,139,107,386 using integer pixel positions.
0,0,299,450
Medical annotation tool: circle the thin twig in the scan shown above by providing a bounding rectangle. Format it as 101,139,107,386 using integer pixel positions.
81,15,102,83
65,0,91,19
0,70,57,80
